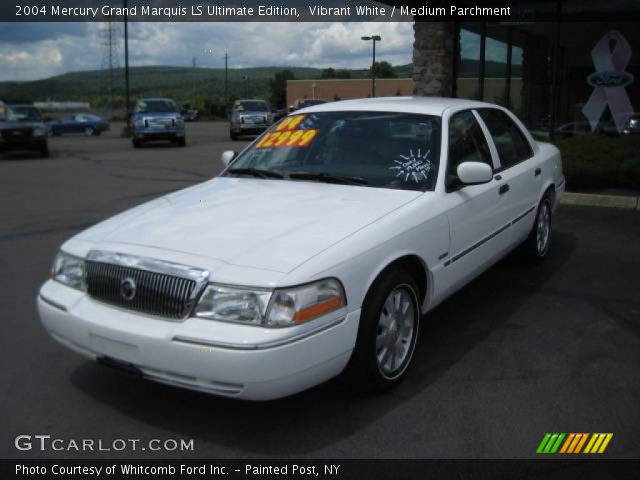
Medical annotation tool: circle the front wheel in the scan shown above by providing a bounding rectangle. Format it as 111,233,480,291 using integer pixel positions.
39,144,49,158
176,137,186,147
521,194,552,263
343,267,420,392
84,126,95,136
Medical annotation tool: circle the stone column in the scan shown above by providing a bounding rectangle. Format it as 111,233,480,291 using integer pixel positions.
413,21,456,97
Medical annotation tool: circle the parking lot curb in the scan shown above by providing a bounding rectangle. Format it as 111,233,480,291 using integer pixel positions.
561,192,639,210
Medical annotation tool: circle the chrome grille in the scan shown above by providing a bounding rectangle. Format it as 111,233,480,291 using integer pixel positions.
85,261,198,320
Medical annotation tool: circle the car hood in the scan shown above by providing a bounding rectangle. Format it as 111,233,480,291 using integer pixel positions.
76,177,422,273
237,111,269,116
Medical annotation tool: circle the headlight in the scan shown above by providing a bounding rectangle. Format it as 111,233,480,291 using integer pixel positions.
194,284,272,325
51,251,86,291
33,128,46,136
266,278,345,327
193,278,346,327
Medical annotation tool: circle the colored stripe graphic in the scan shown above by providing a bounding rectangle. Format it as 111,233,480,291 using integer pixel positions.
536,433,565,454
539,433,613,454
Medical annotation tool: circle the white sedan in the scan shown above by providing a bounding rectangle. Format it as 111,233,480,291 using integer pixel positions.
38,97,565,400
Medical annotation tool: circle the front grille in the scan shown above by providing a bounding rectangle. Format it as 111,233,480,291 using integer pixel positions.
85,261,198,320
2,128,32,141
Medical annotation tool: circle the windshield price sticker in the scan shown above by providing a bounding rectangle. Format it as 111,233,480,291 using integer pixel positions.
255,129,318,148
275,114,306,131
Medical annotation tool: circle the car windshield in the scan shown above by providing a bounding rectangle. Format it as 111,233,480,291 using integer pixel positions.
136,100,178,113
226,111,442,192
236,101,268,112
5,106,41,122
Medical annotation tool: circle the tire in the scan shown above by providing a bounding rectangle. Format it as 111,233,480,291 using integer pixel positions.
344,267,420,392
39,144,49,158
51,129,61,137
521,193,553,263
132,139,142,148
177,138,186,147
230,131,238,141
84,126,95,136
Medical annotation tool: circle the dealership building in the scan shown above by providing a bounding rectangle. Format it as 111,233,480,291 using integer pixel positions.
290,1,638,139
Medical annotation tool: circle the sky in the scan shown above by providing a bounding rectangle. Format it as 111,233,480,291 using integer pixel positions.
0,22,415,81
0,22,520,82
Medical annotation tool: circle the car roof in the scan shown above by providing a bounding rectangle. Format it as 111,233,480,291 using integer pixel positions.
296,96,500,116
139,98,175,102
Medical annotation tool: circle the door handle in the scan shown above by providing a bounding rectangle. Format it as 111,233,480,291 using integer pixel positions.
534,168,541,177
499,184,510,195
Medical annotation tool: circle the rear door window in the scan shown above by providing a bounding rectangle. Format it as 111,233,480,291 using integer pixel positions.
477,109,532,170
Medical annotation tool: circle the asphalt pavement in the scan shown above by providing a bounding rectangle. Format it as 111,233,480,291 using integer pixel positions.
1,122,639,459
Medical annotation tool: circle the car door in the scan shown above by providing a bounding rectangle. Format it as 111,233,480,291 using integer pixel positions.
440,110,510,296
476,108,541,247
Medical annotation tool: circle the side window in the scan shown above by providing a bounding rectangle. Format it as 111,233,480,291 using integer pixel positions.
477,109,533,170
448,110,492,178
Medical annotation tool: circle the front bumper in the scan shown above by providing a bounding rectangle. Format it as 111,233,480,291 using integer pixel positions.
38,280,359,400
133,127,185,141
231,123,269,135
0,137,46,152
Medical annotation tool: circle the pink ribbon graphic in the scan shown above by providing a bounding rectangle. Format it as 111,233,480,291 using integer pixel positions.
582,30,634,133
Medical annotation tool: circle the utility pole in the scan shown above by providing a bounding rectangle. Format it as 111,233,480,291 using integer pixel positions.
123,0,131,135
192,56,196,107
224,51,229,109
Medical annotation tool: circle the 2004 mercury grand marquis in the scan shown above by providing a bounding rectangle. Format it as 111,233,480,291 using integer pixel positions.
38,97,565,400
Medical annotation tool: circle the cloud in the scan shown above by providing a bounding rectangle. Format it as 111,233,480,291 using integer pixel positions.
0,22,414,81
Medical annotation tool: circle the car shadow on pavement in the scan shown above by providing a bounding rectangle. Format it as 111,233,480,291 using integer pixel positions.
69,230,577,457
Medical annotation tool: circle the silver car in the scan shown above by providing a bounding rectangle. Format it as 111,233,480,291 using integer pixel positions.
229,99,273,140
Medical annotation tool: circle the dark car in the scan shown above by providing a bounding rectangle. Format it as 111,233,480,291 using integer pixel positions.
0,104,49,158
289,99,326,112
131,98,186,148
181,109,199,121
622,114,640,135
49,113,109,136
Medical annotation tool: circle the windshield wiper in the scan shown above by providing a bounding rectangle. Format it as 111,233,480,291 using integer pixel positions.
227,168,285,179
288,172,369,186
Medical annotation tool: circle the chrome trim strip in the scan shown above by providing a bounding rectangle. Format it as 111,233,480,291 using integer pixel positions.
451,223,511,263
172,317,346,351
39,294,67,312
511,205,536,225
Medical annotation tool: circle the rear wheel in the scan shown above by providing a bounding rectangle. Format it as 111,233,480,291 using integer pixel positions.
132,139,142,148
84,126,95,136
521,194,552,263
176,137,186,147
230,130,238,141
39,144,49,158
344,267,420,391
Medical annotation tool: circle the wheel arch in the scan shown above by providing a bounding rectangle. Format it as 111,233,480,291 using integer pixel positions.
362,254,431,312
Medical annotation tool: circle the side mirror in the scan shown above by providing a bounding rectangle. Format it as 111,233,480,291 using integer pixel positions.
221,150,237,167
456,162,493,185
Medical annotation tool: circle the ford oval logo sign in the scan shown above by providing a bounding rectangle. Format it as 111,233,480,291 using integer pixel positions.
587,70,634,88
120,278,137,301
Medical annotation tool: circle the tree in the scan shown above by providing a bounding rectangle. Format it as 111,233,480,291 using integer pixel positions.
369,61,396,79
321,68,351,79
269,70,295,108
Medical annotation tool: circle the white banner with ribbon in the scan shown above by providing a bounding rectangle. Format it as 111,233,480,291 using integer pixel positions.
582,30,635,133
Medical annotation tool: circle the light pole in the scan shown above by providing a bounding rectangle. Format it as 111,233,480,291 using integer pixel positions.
311,83,317,100
361,35,381,97
205,49,229,108
242,75,250,97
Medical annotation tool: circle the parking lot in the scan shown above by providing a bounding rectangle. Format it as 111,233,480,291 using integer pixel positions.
1,121,639,459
